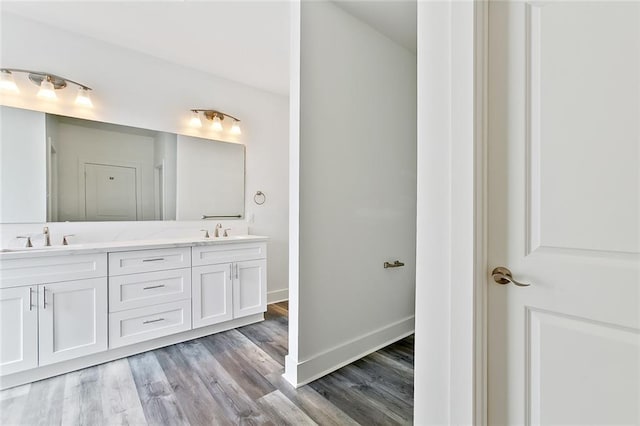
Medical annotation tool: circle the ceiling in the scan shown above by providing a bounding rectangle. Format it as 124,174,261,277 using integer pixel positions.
0,1,291,96
1,1,416,96
333,1,417,54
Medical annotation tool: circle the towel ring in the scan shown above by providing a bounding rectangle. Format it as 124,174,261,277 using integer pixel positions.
254,191,266,205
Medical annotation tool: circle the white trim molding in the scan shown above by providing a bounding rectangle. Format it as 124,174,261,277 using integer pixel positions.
285,316,414,387
414,0,485,424
267,288,288,304
474,0,489,424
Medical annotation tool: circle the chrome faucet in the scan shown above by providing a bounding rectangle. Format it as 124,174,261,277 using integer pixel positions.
214,223,223,238
201,229,210,238
62,234,75,245
16,235,33,248
43,226,51,247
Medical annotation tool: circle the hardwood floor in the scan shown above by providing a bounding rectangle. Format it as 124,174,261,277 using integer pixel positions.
1,302,414,425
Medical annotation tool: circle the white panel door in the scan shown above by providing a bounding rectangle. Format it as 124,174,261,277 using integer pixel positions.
38,278,108,366
84,163,138,221
0,287,37,375
192,264,233,328
233,260,267,318
488,2,640,425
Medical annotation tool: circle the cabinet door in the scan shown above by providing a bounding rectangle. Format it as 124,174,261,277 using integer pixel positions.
233,260,267,319
38,278,107,366
192,264,233,329
0,286,38,375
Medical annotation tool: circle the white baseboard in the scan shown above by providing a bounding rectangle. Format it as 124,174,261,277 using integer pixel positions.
283,315,414,387
267,288,289,304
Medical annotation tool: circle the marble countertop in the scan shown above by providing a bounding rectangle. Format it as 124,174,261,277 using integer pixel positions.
0,235,268,260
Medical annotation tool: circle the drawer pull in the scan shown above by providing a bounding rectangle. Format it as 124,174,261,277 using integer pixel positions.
143,318,165,324
142,258,165,263
143,284,166,290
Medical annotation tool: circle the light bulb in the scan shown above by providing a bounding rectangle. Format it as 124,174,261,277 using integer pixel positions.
230,120,242,135
212,115,223,131
0,71,19,93
37,76,57,100
189,111,202,128
75,87,93,107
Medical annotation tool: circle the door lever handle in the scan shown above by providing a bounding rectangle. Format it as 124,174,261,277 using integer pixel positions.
384,260,405,269
491,267,530,287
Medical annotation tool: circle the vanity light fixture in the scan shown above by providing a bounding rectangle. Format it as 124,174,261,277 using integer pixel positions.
189,110,203,128
230,120,242,135
211,114,224,132
0,68,93,107
37,76,57,99
0,70,19,93
190,109,242,134
75,87,93,107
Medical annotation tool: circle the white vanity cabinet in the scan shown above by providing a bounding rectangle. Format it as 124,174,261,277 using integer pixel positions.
0,236,268,389
192,263,233,328
0,253,108,374
0,286,38,375
38,278,108,365
192,243,267,328
108,247,192,349
233,259,267,318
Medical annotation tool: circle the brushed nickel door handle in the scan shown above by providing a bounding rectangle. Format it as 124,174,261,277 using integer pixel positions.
491,267,530,287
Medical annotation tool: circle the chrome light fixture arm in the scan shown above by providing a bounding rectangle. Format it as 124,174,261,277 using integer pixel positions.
0,68,92,91
191,109,240,123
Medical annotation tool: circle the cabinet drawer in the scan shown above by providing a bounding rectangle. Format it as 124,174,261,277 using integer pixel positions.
109,247,191,276
109,300,191,349
0,253,107,288
109,268,191,313
192,243,267,266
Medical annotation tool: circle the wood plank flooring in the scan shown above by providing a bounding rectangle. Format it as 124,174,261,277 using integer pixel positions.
1,302,414,425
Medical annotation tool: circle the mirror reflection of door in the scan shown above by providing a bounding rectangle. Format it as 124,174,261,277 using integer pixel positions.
154,163,164,220
84,163,138,221
46,138,59,222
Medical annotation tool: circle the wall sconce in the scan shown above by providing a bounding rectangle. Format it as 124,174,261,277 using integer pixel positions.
0,68,93,107
190,109,242,135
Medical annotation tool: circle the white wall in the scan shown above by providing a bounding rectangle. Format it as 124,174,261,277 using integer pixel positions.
0,106,46,223
0,13,289,298
286,1,416,385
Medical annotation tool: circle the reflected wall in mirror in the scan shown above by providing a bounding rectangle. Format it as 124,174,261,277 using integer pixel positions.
46,115,178,222
0,106,245,224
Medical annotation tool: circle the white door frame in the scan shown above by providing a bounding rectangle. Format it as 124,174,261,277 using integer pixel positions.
414,0,488,424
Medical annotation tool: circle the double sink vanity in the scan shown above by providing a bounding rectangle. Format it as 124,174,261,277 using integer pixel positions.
0,106,267,389
0,235,268,390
